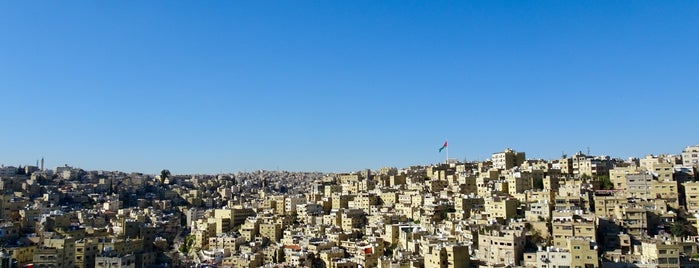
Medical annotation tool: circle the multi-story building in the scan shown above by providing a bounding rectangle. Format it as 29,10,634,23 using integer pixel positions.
523,237,598,268
683,181,699,213
6,244,35,267
75,238,98,268
284,196,306,215
0,166,19,177
569,237,599,268
626,173,654,199
551,213,596,248
484,196,517,220
609,166,641,190
491,149,525,170
424,244,469,268
557,157,574,175
34,237,75,268
652,180,680,209
259,223,283,242
682,145,699,168
476,225,525,266
640,239,681,268
95,253,136,268
505,171,533,194
641,155,675,181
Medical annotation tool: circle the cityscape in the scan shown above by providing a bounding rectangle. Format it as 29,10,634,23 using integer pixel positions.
1,144,698,267
3,1,699,268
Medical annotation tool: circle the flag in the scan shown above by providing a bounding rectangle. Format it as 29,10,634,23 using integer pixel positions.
438,141,448,152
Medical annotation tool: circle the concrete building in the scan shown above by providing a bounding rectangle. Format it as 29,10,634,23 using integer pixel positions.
491,149,525,170
75,238,98,268
33,237,75,268
551,213,596,249
476,225,525,266
95,253,135,268
484,196,518,221
425,244,470,268
639,240,680,268
683,181,699,213
682,145,699,168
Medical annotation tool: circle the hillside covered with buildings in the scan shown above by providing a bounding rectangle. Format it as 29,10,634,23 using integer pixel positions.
1,144,699,268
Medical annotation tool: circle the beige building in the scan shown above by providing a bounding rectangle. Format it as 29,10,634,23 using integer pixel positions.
640,155,675,181
95,253,136,268
682,145,699,168
259,223,283,242
484,196,518,220
593,191,627,218
476,225,525,266
454,195,484,218
505,171,533,194
319,247,346,267
523,237,598,268
491,148,525,170
624,173,654,200
6,245,35,268
551,213,596,248
652,180,680,209
425,244,470,268
557,157,574,174
578,158,610,177
569,238,599,268
640,240,680,268
34,237,75,268
683,181,699,213
75,238,98,268
621,205,650,237
609,166,641,190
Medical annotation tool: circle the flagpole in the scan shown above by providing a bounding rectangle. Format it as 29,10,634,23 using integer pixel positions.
446,140,449,163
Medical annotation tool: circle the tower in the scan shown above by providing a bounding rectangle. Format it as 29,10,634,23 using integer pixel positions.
41,157,44,171
260,178,266,199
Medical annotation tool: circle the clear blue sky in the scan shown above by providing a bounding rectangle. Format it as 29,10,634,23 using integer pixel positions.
1,1,697,174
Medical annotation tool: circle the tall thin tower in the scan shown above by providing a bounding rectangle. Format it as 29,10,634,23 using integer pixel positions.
40,158,44,171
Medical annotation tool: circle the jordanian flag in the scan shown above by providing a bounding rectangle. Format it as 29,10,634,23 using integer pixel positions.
438,141,448,152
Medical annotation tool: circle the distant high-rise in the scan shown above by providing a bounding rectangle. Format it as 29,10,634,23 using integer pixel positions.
41,157,44,171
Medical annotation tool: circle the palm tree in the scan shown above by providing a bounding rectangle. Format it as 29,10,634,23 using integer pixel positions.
160,169,171,185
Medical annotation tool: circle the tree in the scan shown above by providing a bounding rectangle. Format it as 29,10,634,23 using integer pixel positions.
670,221,697,237
598,174,613,190
160,169,171,185
179,234,196,254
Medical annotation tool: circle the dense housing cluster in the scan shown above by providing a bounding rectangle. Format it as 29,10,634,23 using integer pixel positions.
1,144,698,268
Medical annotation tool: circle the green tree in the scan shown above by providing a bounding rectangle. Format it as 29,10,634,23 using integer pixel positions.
598,174,613,190
179,234,196,253
670,221,697,237
160,169,171,185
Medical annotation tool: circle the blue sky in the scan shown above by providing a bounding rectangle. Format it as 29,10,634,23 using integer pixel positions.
1,1,697,174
